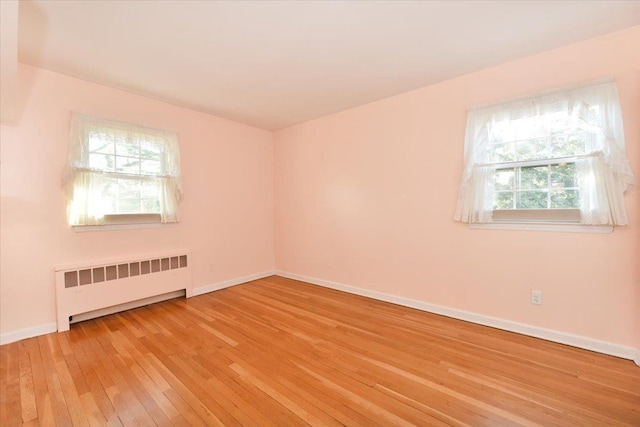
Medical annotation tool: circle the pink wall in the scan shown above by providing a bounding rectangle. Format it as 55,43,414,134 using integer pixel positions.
0,65,275,334
274,27,640,347
636,83,640,362
2,28,639,353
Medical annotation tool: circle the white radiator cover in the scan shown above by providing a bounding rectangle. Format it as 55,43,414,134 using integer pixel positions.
55,250,193,331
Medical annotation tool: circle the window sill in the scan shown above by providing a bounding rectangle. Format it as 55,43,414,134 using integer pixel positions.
73,222,177,233
71,214,176,232
470,222,613,234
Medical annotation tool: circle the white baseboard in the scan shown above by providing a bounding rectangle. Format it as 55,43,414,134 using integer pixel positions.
0,270,277,346
275,270,637,361
193,270,276,296
3,270,637,363
0,323,58,346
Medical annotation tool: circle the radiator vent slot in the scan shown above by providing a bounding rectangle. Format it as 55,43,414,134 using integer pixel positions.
63,255,188,288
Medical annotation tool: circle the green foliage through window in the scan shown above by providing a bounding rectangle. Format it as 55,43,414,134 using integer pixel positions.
86,134,164,215
494,162,579,210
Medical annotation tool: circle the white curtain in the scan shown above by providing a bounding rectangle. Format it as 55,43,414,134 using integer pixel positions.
64,113,183,225
454,79,635,225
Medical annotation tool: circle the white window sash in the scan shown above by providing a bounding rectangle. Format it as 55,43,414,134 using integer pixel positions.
476,153,594,170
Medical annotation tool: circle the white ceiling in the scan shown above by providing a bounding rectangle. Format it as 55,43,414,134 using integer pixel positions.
17,1,640,130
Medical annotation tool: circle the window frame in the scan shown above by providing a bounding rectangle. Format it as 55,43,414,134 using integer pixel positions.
469,222,613,234
455,79,635,229
65,113,182,228
495,161,579,210
484,115,591,223
490,153,582,223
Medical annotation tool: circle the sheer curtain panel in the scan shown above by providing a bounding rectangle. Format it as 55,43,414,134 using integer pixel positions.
63,113,183,226
454,80,635,226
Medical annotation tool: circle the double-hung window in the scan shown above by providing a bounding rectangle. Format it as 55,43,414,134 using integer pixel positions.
455,80,635,228
64,113,183,227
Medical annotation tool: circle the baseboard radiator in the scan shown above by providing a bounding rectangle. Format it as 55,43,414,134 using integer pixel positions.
55,250,193,332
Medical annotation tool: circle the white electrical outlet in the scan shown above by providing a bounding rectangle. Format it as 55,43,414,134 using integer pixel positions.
531,290,543,305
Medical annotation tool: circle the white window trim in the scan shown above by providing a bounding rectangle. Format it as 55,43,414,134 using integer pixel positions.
71,213,172,232
493,208,580,222
470,223,612,233
73,223,172,233
472,208,612,233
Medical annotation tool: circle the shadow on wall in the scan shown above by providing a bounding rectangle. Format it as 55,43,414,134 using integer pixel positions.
6,1,48,126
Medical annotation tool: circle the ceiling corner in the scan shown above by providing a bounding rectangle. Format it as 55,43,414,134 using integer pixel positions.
1,0,20,125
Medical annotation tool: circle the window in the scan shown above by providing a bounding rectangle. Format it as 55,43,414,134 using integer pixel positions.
64,113,182,226
494,163,578,210
455,79,635,227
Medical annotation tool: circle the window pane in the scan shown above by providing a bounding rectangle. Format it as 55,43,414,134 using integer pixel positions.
488,142,515,163
117,199,141,213
102,179,165,215
141,160,161,175
89,153,115,172
100,177,118,199
116,157,141,174
516,139,547,161
91,177,117,215
489,120,516,144
116,140,140,157
494,192,514,210
117,179,140,199
101,198,117,214
140,141,162,160
550,189,579,209
141,181,160,198
550,133,586,157
517,191,548,209
88,136,113,154
514,117,541,141
550,163,577,188
142,199,161,213
520,166,547,190
494,168,514,191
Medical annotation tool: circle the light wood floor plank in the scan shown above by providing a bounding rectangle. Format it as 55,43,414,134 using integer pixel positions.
1,275,639,426
1,342,22,426
36,336,73,427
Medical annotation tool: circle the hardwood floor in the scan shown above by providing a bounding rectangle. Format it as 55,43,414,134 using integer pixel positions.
1,275,639,426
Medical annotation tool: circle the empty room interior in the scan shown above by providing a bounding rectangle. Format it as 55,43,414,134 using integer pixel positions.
1,1,640,425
